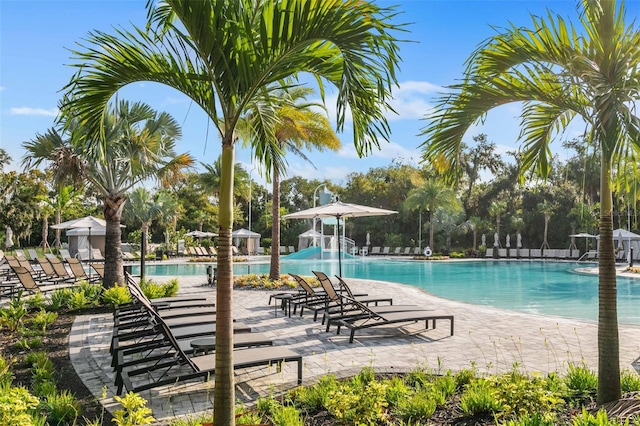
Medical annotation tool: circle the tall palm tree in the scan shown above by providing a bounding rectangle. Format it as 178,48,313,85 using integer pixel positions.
242,86,341,281
123,187,172,280
62,1,403,422
23,100,193,288
403,179,460,251
420,0,640,403
538,200,557,251
488,200,507,239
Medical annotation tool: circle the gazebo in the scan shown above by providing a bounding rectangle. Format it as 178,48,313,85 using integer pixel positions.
297,229,323,250
231,228,261,255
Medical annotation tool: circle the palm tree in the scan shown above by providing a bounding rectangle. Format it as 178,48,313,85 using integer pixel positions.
538,200,557,251
62,1,403,422
242,86,340,281
123,187,172,280
488,200,507,240
23,100,193,288
420,0,640,403
403,179,460,251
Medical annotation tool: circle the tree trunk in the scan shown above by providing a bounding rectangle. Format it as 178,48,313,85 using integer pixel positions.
269,167,281,281
597,155,621,404
54,210,62,248
472,229,477,251
41,216,50,250
214,141,235,425
103,195,126,288
429,211,434,249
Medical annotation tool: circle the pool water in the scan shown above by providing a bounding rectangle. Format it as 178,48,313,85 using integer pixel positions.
132,259,640,324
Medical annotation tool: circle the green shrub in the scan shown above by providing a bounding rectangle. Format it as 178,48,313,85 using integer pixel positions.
268,405,304,426
454,366,477,390
325,380,389,425
433,373,457,400
67,290,92,311
0,382,42,425
620,369,640,393
49,288,75,311
289,374,339,410
571,408,630,426
29,309,58,332
385,376,410,406
502,413,556,426
13,336,43,350
489,369,563,420
394,388,437,421
404,368,431,389
564,362,598,398
43,389,81,424
25,292,48,311
459,379,503,416
0,298,28,332
0,356,13,386
113,391,155,426
102,286,133,307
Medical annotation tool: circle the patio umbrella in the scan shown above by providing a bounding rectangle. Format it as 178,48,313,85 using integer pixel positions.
569,232,597,252
51,215,106,261
283,200,397,276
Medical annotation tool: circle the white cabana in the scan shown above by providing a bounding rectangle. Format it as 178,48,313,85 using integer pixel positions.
297,229,323,250
231,228,261,254
596,228,640,260
65,226,106,257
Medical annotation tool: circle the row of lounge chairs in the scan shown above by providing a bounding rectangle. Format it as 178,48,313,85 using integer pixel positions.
0,255,104,297
185,246,217,257
368,247,423,256
111,273,303,395
485,248,585,259
273,272,455,344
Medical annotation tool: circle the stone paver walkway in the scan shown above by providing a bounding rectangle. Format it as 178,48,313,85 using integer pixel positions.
69,273,640,423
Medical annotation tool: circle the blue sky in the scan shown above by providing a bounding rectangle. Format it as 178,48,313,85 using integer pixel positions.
2,1,637,187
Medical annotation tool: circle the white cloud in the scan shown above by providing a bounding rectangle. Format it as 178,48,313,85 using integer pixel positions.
10,107,58,117
338,140,420,164
317,79,440,125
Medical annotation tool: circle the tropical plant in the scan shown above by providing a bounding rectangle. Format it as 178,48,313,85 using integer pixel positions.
241,86,340,281
537,200,557,250
23,100,193,288
420,0,640,402
62,0,403,423
403,179,460,251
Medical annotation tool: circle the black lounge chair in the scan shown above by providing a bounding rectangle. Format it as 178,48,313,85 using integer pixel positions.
118,314,302,395
335,296,455,343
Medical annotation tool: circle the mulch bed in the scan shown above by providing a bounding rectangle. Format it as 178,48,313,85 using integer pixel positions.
0,307,114,425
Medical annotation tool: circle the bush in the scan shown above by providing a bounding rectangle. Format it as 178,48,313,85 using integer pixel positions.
102,286,133,307
113,392,155,426
140,278,179,299
564,362,598,399
459,379,503,416
43,389,81,424
0,382,43,425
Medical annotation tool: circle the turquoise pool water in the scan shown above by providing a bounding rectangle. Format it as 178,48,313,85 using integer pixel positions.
132,259,640,324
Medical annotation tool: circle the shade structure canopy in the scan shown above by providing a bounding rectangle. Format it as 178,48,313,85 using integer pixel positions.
185,230,218,238
570,233,597,238
231,228,261,255
51,215,106,230
51,215,107,260
283,200,397,276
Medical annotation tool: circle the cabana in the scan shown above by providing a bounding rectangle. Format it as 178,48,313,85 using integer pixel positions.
596,228,640,261
297,229,323,250
232,228,261,255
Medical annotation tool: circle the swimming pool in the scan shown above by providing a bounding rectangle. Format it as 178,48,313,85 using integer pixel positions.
132,259,640,324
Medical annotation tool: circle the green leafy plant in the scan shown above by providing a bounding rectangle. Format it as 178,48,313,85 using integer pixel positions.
0,356,13,386
113,391,155,426
502,413,556,426
42,389,81,425
13,336,43,350
25,292,47,311
0,297,28,332
564,362,598,399
571,408,630,426
620,369,640,393
29,309,58,332
267,404,304,426
289,374,339,410
0,382,43,425
394,387,437,421
48,288,75,311
459,379,503,416
324,379,389,425
102,286,133,307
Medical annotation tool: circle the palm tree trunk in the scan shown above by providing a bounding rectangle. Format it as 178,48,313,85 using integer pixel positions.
214,141,235,425
54,210,62,248
41,216,50,250
269,167,281,281
429,211,434,249
103,195,126,288
597,155,621,404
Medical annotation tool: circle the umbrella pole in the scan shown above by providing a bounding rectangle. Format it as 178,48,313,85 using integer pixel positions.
337,216,342,277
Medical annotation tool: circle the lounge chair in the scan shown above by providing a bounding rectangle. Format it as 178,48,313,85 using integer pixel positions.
279,246,287,254
370,247,381,255
10,266,76,294
382,247,390,255
485,248,493,257
118,314,302,395
122,251,137,261
14,249,27,260
59,249,72,259
65,257,102,283
393,247,402,255
335,296,455,343
91,248,105,261
47,257,81,282
27,249,39,260
6,255,46,279
530,248,542,258
34,257,76,284
91,263,105,279
413,247,421,256
508,248,518,258
288,246,296,253
208,247,217,256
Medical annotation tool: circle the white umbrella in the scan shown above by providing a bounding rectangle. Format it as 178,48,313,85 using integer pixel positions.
283,200,397,276
51,215,106,261
5,227,13,249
